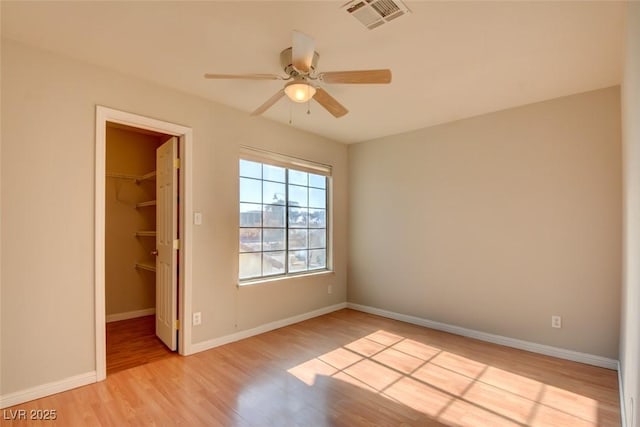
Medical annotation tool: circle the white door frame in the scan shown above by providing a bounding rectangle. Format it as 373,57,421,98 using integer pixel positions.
94,105,193,381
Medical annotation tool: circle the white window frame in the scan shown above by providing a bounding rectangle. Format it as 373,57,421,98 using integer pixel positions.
238,146,333,284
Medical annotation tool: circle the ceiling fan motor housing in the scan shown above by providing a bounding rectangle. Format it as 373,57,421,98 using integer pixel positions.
280,47,320,76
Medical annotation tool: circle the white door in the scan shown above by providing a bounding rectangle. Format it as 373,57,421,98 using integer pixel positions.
156,137,178,351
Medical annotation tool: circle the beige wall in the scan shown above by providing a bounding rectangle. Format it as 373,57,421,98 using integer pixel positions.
621,2,640,426
349,87,621,359
0,39,348,395
105,127,162,317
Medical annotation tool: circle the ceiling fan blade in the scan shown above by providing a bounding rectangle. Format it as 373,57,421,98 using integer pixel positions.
204,73,283,80
319,69,392,84
313,88,348,118
251,90,286,116
292,30,315,73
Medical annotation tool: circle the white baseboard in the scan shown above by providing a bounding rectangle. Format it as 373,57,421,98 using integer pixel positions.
189,302,348,355
0,371,96,409
106,308,155,323
347,303,618,370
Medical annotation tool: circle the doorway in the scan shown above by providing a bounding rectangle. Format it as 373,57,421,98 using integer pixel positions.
104,123,175,373
95,106,193,381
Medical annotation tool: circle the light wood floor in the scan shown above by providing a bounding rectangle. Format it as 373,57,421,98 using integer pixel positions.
106,315,176,374
4,309,620,426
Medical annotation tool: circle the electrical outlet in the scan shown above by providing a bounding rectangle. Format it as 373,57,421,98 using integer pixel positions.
328,284,333,294
551,315,562,328
193,312,202,326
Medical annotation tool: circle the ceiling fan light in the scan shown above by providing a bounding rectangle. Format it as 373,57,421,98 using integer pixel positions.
284,82,316,103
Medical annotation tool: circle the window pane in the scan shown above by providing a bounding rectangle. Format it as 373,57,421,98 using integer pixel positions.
309,229,326,249
309,173,326,189
289,250,308,273
240,177,262,203
308,209,326,228
263,251,285,276
289,170,308,186
239,228,261,252
239,252,262,279
309,188,326,209
263,164,285,183
309,249,326,270
289,229,308,250
263,229,285,251
288,208,308,228
240,203,262,227
263,181,285,205
289,185,307,207
263,205,285,227
240,160,261,179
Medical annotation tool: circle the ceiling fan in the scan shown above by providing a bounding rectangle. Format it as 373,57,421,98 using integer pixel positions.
204,31,392,118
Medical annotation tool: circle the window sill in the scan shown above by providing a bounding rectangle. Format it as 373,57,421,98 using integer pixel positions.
238,269,334,288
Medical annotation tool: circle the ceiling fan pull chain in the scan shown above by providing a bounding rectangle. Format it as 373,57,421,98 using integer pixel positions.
307,99,312,115
289,103,293,125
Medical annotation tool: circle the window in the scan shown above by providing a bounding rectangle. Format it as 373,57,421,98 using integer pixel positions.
239,154,330,282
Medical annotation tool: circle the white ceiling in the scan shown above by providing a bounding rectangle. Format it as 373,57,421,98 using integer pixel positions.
1,1,625,144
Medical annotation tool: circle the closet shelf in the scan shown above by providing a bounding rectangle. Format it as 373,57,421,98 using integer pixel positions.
139,171,156,182
136,200,157,208
135,231,157,237
106,170,156,184
135,261,156,272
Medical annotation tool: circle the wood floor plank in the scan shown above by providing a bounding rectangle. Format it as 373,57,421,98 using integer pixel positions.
3,309,620,426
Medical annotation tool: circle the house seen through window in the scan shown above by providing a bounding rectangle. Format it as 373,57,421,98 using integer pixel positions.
239,157,329,281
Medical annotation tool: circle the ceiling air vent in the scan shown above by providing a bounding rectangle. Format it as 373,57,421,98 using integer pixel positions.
343,0,411,30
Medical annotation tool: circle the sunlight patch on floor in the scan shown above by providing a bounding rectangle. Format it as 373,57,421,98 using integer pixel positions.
286,329,600,426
